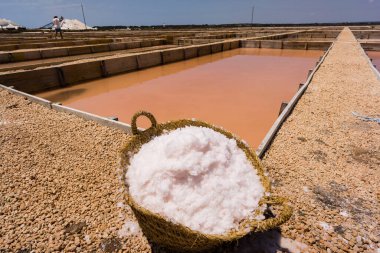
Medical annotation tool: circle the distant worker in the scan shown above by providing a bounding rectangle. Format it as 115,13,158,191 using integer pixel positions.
52,15,63,39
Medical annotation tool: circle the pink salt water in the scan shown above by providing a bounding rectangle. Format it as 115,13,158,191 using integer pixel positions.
367,51,380,71
37,48,323,148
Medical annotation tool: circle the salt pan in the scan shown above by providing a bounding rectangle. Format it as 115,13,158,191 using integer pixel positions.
126,126,265,234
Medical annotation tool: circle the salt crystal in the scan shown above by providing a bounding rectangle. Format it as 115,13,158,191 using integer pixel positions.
127,126,265,234
116,202,124,208
339,210,349,217
84,234,91,243
118,221,141,237
319,221,332,231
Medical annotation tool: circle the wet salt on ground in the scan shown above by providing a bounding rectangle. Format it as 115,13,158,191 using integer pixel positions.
126,126,265,235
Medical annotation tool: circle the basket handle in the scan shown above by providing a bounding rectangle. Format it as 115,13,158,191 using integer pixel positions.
256,196,292,231
131,111,158,135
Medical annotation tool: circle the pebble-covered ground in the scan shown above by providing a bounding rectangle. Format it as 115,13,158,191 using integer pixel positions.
0,90,151,252
262,28,380,252
1,27,379,253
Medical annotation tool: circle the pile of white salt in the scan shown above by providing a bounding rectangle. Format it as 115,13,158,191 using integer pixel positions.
126,126,265,235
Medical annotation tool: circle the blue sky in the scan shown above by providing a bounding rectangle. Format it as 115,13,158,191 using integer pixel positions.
0,0,379,28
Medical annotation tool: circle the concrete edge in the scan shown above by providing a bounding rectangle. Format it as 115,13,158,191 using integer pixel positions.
51,103,134,134
255,41,335,158
358,44,380,81
0,84,52,109
0,83,135,134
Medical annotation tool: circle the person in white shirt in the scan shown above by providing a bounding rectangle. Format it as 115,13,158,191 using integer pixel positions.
52,16,63,39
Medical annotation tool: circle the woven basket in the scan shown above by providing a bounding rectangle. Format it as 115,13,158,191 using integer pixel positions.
121,111,292,252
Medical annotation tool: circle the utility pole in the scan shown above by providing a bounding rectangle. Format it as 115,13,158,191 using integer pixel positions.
81,3,87,30
251,5,255,29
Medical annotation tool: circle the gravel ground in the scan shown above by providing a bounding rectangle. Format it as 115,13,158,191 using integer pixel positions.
262,28,380,252
0,89,151,252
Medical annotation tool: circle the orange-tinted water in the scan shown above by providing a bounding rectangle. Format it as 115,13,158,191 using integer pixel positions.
38,48,323,148
367,51,380,71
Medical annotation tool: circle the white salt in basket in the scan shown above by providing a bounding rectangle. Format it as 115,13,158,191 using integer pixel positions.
120,111,292,252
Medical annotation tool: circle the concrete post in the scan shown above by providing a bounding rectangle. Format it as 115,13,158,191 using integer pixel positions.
279,102,288,116
107,116,119,121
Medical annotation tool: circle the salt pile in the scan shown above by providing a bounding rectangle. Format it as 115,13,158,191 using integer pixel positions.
0,18,21,29
61,19,93,30
126,126,265,235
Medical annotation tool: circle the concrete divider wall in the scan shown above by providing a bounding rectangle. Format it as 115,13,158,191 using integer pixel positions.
242,40,332,50
0,38,115,51
282,41,308,50
61,62,103,85
137,52,162,69
0,69,60,93
197,45,212,56
11,51,41,62
230,41,240,49
307,42,331,50
103,56,138,75
91,44,111,53
41,48,68,58
222,42,231,51
211,43,223,53
109,43,125,51
184,47,198,59
162,48,185,64
361,43,380,51
140,40,152,47
68,46,92,56
241,41,261,48
260,40,283,49
125,41,141,49
0,39,166,63
0,54,10,63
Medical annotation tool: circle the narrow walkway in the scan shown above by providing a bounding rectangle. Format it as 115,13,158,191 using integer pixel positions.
262,28,380,252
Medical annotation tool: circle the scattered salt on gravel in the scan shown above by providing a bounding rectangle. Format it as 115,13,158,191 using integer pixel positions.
302,186,309,192
116,202,125,208
279,237,309,253
118,221,141,237
127,126,265,235
339,210,349,217
319,221,333,231
84,234,91,243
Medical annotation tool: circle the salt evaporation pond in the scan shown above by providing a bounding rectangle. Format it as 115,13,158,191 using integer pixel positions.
367,51,380,71
37,48,323,148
